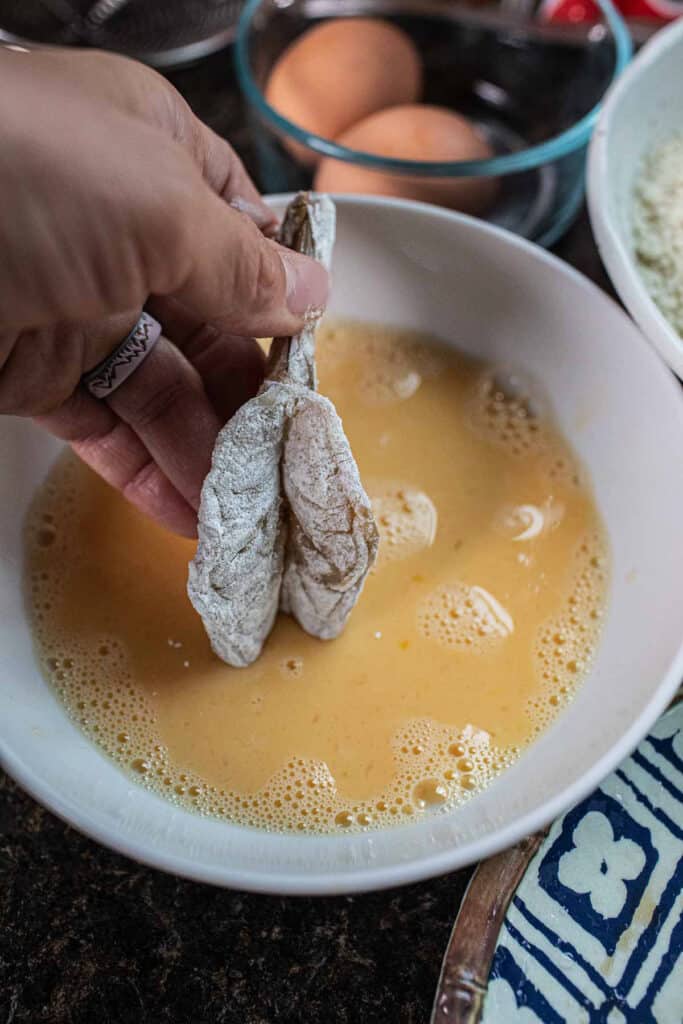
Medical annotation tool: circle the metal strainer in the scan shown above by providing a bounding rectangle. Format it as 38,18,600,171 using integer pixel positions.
0,0,244,67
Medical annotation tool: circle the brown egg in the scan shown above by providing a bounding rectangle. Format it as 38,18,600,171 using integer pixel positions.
313,105,499,216
265,18,422,167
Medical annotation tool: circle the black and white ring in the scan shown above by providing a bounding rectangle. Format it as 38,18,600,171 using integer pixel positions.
82,312,162,399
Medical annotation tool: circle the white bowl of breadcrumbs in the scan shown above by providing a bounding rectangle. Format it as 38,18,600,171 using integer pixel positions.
588,18,683,378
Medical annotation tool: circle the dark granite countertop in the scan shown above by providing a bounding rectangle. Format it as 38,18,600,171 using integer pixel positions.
0,50,615,1024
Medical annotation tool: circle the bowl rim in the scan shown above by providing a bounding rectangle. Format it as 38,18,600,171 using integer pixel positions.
3,194,683,896
587,17,683,379
235,0,632,178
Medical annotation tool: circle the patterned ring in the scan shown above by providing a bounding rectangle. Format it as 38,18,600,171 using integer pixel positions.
82,313,162,399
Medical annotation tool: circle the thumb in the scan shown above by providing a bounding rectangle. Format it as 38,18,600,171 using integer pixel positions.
170,190,329,339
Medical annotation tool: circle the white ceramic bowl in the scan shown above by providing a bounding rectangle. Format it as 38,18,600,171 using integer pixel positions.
2,197,683,895
587,18,683,378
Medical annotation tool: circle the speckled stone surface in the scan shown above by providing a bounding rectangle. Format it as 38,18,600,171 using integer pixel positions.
0,49,614,1024
0,769,472,1024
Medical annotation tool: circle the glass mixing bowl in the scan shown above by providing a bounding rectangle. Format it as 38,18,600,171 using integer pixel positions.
235,0,631,246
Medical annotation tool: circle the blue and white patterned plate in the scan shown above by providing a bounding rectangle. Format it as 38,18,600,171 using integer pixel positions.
483,703,682,1024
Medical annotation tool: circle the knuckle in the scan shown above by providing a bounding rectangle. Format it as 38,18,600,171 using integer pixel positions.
117,374,189,431
187,116,212,174
180,323,221,363
234,235,281,314
214,144,246,199
0,327,78,416
71,426,115,461
121,459,163,506
144,160,197,295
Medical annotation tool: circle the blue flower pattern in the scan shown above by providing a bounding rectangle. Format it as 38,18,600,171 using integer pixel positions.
483,705,683,1023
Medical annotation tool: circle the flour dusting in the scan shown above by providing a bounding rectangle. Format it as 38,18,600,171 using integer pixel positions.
633,134,683,337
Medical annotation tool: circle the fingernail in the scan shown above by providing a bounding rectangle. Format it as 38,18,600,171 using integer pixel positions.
280,250,330,317
230,195,278,233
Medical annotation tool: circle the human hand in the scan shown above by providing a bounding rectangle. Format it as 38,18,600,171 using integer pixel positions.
0,47,328,536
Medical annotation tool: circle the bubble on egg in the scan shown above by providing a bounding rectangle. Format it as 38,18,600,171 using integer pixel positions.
494,499,564,542
371,483,437,565
527,531,608,733
418,582,514,649
316,318,446,406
